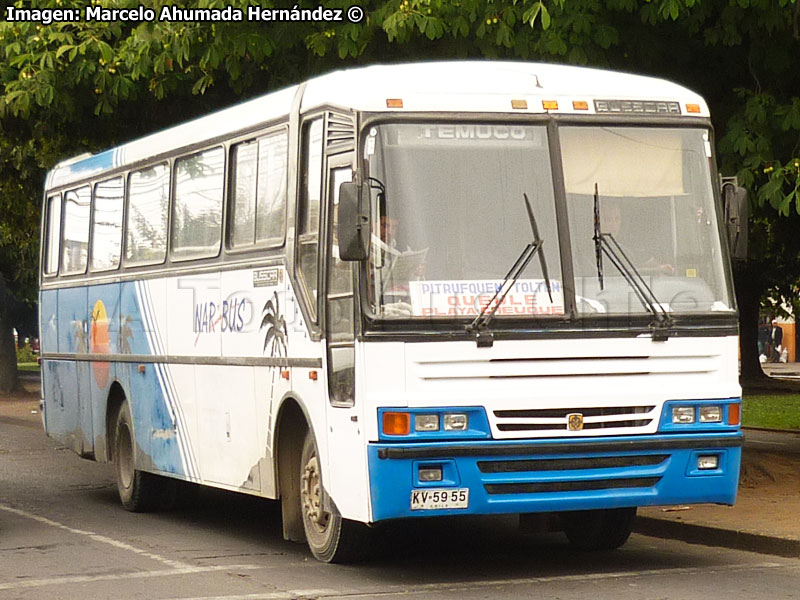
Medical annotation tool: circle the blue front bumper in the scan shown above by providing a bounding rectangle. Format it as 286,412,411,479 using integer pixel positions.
367,433,742,521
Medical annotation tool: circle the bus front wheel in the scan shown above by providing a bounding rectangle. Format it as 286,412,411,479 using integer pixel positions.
113,400,162,512
299,430,370,563
561,507,637,551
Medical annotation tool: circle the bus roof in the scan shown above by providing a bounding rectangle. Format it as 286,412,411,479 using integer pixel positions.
45,61,709,190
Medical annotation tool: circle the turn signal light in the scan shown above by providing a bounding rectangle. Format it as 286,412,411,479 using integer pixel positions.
728,403,741,426
383,412,410,435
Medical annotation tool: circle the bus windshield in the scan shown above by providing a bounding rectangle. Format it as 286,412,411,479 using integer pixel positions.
365,122,733,321
365,123,564,319
562,126,733,316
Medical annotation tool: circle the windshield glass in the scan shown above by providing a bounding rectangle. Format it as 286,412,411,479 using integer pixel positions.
561,126,733,315
365,123,564,319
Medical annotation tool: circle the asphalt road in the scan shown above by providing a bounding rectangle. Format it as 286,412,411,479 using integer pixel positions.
744,428,800,454
3,409,800,599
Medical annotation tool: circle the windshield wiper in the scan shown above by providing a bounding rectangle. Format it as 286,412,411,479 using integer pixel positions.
593,183,604,290
524,193,553,304
592,184,672,341
468,193,549,347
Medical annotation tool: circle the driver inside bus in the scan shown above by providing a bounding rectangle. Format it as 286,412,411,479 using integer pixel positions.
370,194,427,316
601,200,674,275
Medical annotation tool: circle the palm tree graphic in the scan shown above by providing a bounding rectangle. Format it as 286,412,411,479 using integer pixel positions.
261,291,288,406
260,291,287,358
119,315,134,354
72,318,88,353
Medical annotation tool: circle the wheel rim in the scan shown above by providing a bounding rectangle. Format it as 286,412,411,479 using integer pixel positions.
117,422,134,490
301,451,330,533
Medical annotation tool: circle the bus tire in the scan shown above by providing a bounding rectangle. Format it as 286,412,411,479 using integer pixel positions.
561,507,637,551
113,400,160,512
299,430,370,563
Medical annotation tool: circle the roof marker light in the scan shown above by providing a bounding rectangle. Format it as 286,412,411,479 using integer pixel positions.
511,99,528,110
386,98,404,108
542,100,559,110
573,101,589,111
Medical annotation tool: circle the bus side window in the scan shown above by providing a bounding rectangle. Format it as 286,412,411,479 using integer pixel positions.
126,164,169,265
297,118,324,319
61,186,91,275
44,194,62,275
172,147,225,260
230,130,288,249
91,177,124,271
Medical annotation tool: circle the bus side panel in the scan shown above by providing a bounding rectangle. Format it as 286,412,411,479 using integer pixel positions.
87,282,122,463
54,286,92,456
195,365,261,490
41,359,82,454
118,281,190,478
39,289,58,355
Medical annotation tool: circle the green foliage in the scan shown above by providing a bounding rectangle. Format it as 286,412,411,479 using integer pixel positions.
15,343,36,364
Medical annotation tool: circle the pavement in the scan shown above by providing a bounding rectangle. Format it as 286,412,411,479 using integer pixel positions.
4,370,800,558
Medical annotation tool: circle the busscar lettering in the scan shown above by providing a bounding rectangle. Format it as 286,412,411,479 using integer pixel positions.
4,7,80,24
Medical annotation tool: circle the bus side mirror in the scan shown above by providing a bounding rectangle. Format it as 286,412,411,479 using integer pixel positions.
338,181,370,261
722,181,748,260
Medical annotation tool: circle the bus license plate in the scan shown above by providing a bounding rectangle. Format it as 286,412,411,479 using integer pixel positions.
410,489,469,510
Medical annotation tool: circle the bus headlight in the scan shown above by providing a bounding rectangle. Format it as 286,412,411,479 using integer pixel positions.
414,414,439,432
444,413,468,431
697,455,720,470
672,406,695,424
699,405,722,423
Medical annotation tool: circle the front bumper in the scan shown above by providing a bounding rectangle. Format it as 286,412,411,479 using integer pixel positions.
367,433,742,521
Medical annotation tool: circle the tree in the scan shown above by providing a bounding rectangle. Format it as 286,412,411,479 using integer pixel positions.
1,0,799,391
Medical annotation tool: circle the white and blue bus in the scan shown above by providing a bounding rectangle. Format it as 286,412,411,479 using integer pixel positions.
39,61,743,562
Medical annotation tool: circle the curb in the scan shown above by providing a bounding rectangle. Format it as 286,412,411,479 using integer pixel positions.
742,426,800,435
634,516,800,558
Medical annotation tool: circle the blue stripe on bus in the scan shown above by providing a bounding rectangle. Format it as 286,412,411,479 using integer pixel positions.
40,282,189,478
47,149,117,189
367,434,741,521
130,281,192,478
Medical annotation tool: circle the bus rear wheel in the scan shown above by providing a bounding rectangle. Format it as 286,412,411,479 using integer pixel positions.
113,400,162,512
561,507,637,551
299,430,370,563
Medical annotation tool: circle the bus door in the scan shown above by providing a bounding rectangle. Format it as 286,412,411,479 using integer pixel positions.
323,154,366,520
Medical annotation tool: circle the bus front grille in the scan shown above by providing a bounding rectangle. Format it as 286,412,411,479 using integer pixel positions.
492,405,657,435
484,477,662,495
477,454,668,473
478,453,668,497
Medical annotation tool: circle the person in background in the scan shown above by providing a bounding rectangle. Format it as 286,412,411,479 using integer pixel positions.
769,319,784,363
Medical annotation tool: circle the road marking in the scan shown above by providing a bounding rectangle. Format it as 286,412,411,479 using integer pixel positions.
0,502,190,569
167,591,341,600
165,563,788,600
748,440,787,446
0,502,263,591
0,564,262,591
